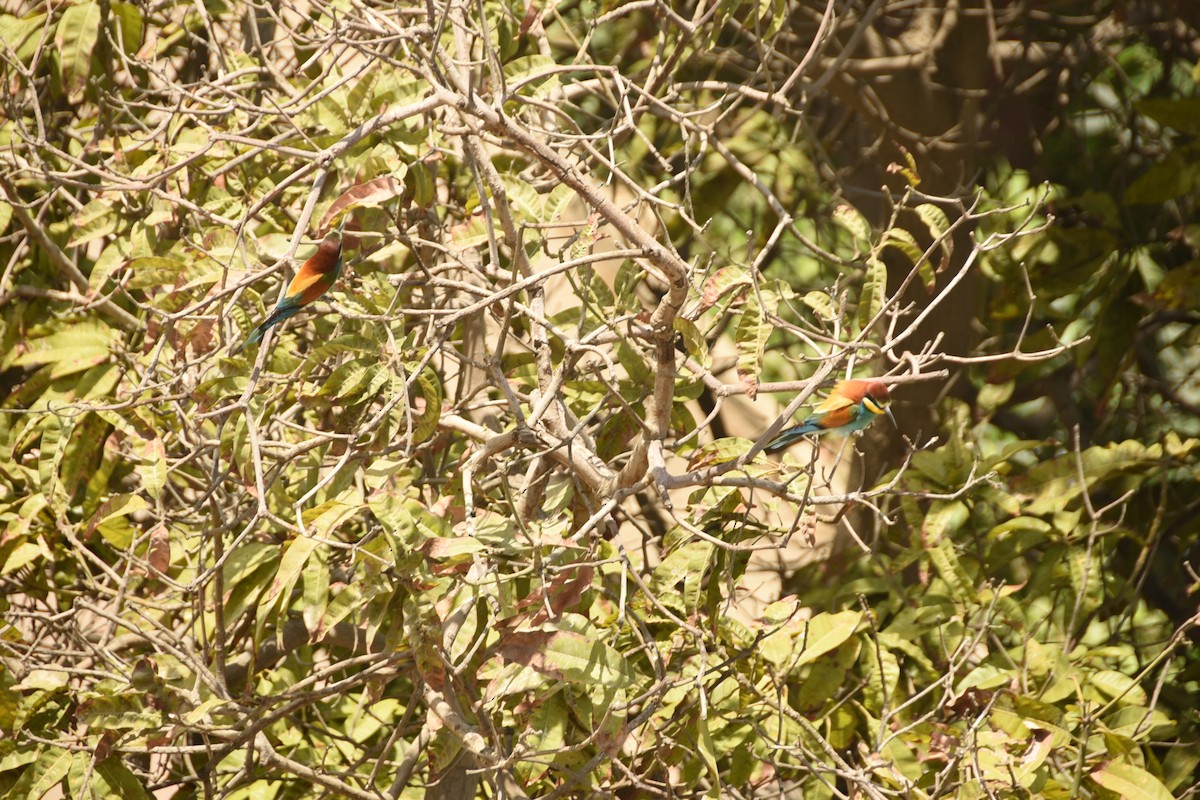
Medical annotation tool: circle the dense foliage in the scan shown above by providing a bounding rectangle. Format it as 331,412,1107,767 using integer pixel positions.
0,1,1197,798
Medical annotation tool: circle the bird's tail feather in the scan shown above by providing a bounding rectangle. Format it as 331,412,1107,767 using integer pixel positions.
764,423,820,452
231,305,299,355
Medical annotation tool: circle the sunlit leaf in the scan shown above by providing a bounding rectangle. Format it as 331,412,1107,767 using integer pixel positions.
833,204,871,248
108,1,143,55
55,0,101,103
68,199,118,247
797,611,862,665
1090,761,1174,800
497,624,633,688
856,257,887,328
701,266,751,308
735,286,777,399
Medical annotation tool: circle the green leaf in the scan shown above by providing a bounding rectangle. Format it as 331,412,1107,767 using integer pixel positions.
301,539,330,633
1091,669,1148,707
92,758,152,799
833,204,871,248
318,360,371,400
0,12,49,63
108,1,143,55
797,610,862,665
499,172,572,224
1125,152,1199,204
221,542,279,616
409,365,442,444
613,339,651,389
503,54,559,100
686,437,754,468
525,692,568,757
9,748,73,799
674,317,711,369
697,714,722,795
317,578,382,638
407,161,437,209
891,148,921,187
801,290,835,320
11,321,114,379
1135,97,1200,135
576,263,616,313
38,414,73,510
793,661,848,712
1022,440,1162,515
651,540,714,602
55,0,101,103
856,257,887,328
68,199,118,247
265,534,322,605
881,227,923,266
921,500,969,545
861,644,901,712
2,541,44,575
1090,761,1174,800
914,203,950,239
134,435,167,501
926,539,973,600
119,256,191,291
86,493,149,548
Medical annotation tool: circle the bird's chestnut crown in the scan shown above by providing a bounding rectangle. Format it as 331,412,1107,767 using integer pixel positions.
862,381,891,414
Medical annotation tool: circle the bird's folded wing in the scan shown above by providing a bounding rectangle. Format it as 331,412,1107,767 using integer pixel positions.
284,269,328,300
811,381,856,413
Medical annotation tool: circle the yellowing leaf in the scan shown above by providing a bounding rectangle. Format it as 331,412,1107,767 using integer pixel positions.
701,266,751,309
1090,761,1174,800
735,287,777,399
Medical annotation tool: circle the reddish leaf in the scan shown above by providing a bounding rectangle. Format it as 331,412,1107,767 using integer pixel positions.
320,175,407,232
146,523,170,577
501,566,594,629
701,266,751,308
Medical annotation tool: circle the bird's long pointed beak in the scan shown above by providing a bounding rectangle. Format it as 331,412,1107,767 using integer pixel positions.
885,406,898,430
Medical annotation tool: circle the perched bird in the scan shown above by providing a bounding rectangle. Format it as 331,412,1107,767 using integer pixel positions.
232,231,343,354
765,379,894,452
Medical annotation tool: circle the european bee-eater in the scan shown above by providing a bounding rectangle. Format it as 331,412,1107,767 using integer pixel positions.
233,231,343,354
765,379,894,452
